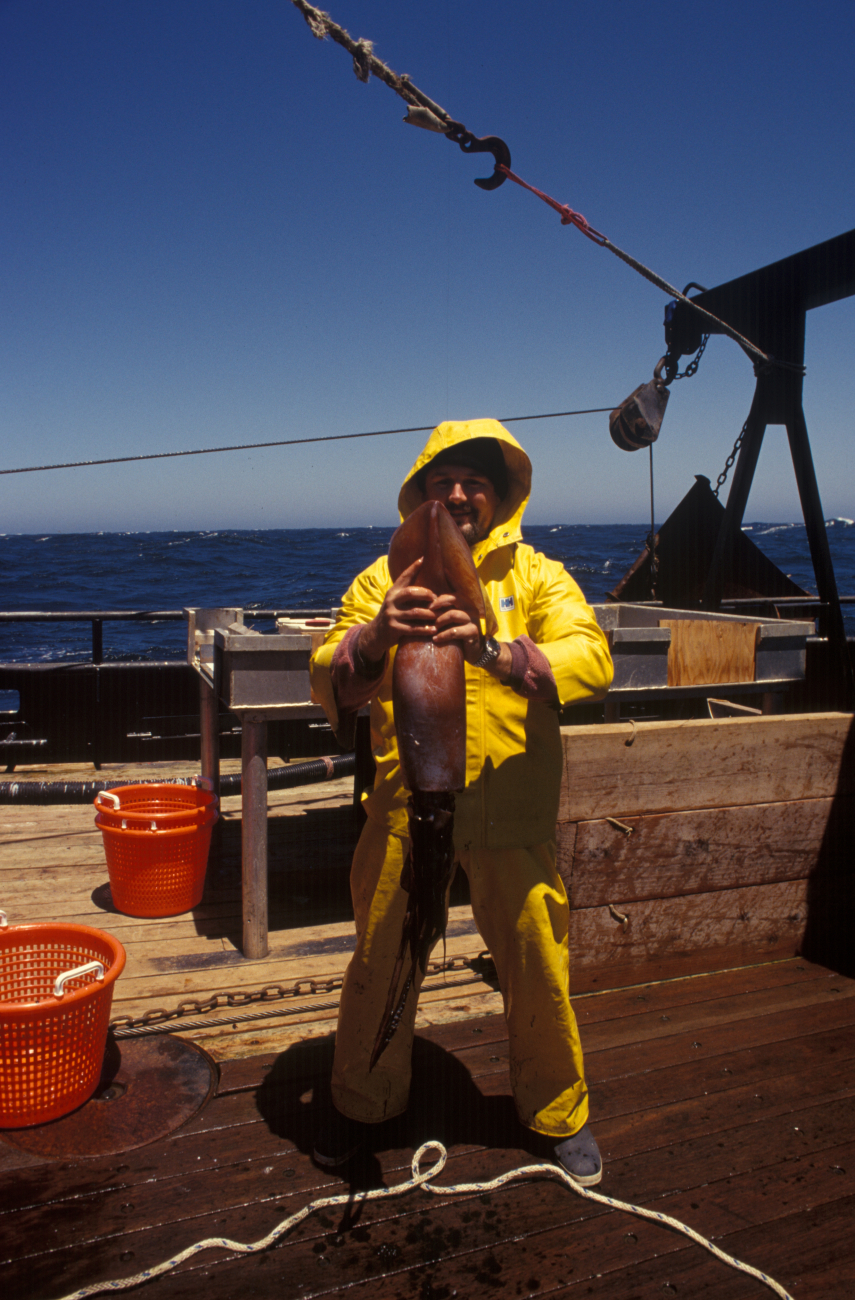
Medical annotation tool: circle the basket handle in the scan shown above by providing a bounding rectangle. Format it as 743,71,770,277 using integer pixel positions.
0,909,7,929
99,791,121,809
54,961,105,998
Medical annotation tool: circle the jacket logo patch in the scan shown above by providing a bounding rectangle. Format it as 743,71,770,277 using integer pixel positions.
499,596,515,611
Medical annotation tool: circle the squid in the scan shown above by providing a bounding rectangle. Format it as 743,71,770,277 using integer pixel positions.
369,499,497,1070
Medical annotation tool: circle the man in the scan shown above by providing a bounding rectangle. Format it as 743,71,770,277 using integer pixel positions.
310,418,614,1181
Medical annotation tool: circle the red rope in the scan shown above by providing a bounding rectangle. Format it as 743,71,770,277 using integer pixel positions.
497,164,607,245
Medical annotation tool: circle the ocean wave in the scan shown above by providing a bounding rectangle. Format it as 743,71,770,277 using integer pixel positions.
3,524,854,659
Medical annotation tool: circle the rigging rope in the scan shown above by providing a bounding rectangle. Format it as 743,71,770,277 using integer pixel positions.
54,1140,795,1300
291,0,453,120
290,1,772,368
0,408,615,477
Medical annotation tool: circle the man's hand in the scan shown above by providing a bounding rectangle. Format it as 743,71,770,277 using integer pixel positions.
430,592,483,663
432,594,513,678
357,558,438,663
358,559,513,680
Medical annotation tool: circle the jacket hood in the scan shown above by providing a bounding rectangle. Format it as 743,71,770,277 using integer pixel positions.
397,419,531,555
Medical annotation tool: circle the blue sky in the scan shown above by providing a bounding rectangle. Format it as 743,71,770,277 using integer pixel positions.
2,0,854,532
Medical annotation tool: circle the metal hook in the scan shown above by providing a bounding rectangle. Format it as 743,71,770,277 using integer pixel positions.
443,121,511,190
462,135,511,190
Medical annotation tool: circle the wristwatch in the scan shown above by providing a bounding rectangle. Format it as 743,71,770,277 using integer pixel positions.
474,636,501,670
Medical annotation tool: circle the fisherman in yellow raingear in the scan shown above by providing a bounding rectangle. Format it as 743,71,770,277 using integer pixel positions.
310,418,614,1181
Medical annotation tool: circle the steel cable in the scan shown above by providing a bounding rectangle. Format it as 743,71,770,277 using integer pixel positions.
0,409,615,477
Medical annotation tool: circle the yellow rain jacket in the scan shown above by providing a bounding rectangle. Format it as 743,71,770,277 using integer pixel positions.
311,418,613,847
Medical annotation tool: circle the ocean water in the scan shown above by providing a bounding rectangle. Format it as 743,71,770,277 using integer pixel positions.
1,521,854,666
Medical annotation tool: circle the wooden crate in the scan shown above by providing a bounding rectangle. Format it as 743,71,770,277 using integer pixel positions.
558,712,855,991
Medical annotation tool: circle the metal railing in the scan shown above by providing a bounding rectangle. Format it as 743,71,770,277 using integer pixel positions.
0,609,337,664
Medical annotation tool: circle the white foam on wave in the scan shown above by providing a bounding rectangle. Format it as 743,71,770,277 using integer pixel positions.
827,517,854,527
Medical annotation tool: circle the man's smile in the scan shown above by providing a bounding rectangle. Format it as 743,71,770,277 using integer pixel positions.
422,460,501,548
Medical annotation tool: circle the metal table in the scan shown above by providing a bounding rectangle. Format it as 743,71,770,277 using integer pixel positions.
187,608,330,959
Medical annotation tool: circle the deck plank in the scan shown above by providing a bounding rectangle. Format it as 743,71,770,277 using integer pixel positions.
3,961,855,1300
7,1116,852,1300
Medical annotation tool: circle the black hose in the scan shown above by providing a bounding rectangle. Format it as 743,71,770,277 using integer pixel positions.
0,752,355,805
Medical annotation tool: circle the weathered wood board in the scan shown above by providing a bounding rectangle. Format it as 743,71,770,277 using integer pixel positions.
660,618,759,687
558,711,854,822
557,797,833,906
556,713,855,988
568,878,810,991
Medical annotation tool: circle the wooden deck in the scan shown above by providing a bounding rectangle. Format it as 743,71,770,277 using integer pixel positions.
2,957,855,1299
0,758,504,1060
2,754,855,1298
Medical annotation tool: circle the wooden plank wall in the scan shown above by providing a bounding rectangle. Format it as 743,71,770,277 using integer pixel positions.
558,712,855,992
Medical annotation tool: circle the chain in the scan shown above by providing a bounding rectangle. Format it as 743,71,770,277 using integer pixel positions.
109,953,496,1036
713,417,750,498
659,328,748,501
109,978,344,1031
669,333,709,381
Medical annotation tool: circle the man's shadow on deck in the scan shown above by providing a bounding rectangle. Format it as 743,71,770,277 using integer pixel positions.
255,1032,521,1192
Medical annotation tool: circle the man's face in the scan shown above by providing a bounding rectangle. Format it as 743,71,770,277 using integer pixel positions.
423,461,500,547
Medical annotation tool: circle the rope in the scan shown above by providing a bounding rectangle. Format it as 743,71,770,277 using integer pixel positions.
497,165,608,245
647,442,657,598
290,1,454,123
289,4,772,369
497,165,770,365
55,1140,794,1300
0,408,614,477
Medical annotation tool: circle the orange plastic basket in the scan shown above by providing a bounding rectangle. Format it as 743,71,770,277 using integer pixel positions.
94,781,217,830
0,919,126,1128
95,808,218,917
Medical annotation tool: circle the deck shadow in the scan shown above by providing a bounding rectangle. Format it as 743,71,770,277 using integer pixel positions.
192,811,473,944
188,808,359,941
255,1033,520,1194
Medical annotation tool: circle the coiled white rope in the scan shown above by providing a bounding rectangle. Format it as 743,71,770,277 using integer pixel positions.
56,1141,794,1300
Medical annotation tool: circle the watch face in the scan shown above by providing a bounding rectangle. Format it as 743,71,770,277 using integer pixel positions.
478,637,499,667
